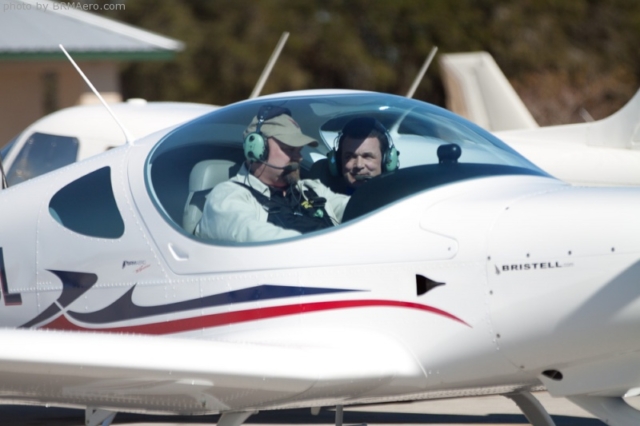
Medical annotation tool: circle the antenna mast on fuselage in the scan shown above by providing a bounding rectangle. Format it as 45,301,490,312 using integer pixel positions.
249,32,290,99
59,44,135,146
406,46,438,99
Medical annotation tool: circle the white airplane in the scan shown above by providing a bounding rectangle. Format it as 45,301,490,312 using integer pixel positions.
494,91,640,187
1,100,217,186
2,88,640,426
439,51,640,186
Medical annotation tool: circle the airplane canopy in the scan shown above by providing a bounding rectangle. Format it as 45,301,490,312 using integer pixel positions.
145,92,549,242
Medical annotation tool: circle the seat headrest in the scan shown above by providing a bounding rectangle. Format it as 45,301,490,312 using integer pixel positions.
189,159,237,192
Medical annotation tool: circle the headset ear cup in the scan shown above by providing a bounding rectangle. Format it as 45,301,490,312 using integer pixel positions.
244,132,267,162
327,149,339,176
384,145,399,172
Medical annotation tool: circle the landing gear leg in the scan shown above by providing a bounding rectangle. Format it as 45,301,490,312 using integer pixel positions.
217,411,256,426
335,405,343,426
505,391,556,426
85,407,116,426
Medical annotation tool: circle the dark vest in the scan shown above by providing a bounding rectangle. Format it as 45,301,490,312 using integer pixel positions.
235,182,334,234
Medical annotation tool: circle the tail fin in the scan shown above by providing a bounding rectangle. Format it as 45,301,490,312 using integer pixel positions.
497,88,640,149
582,88,640,149
495,89,640,186
440,51,640,185
439,52,538,131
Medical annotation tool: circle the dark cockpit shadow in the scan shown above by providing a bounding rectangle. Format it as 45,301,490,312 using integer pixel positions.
342,163,547,222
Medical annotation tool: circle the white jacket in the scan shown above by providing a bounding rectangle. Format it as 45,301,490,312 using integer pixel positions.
197,164,349,243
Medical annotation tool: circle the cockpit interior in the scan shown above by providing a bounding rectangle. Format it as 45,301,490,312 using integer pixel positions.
145,92,548,243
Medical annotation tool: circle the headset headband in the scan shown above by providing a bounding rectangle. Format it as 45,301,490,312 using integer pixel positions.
255,105,292,134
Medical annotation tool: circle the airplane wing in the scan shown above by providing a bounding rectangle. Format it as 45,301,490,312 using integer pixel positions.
0,327,426,415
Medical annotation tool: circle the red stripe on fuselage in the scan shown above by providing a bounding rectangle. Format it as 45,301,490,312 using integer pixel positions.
41,299,469,334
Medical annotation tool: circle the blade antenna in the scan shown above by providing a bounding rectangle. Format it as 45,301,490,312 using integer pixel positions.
249,32,290,99
0,156,7,189
58,44,135,145
406,46,438,99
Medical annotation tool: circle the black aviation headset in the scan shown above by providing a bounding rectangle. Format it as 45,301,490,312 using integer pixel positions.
327,117,399,176
243,105,292,163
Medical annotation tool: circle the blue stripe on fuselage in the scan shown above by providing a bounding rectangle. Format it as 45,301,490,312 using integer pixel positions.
67,284,359,324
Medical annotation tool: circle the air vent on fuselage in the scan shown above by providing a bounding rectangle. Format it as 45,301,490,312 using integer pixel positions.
542,369,563,381
416,274,444,296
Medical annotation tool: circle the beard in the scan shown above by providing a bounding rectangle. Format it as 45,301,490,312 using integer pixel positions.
283,162,300,185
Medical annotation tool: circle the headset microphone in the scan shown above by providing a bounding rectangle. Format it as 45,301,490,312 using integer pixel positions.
282,163,299,173
353,175,372,182
260,161,299,173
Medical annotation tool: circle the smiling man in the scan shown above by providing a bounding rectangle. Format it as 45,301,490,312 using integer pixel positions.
336,117,399,193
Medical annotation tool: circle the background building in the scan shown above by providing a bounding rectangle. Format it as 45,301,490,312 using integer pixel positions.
0,0,183,144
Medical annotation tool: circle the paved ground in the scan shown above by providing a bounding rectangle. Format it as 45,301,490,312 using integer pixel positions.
0,392,620,426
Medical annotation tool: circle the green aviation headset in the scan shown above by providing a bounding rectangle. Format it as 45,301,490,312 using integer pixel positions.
327,117,399,176
243,105,292,163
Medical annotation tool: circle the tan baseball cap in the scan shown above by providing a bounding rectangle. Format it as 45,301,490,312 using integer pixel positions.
244,113,318,147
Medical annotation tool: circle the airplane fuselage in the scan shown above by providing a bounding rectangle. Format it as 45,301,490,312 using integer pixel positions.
0,135,639,412
0,91,639,424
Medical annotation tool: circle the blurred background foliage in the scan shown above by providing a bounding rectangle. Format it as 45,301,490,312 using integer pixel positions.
96,0,640,125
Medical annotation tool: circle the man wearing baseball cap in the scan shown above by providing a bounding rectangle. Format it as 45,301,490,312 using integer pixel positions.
197,105,349,243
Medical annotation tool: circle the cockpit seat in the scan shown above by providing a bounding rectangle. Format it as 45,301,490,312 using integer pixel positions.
183,159,241,234
308,158,349,194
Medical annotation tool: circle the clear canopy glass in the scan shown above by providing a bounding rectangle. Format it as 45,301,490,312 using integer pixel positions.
146,92,548,241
